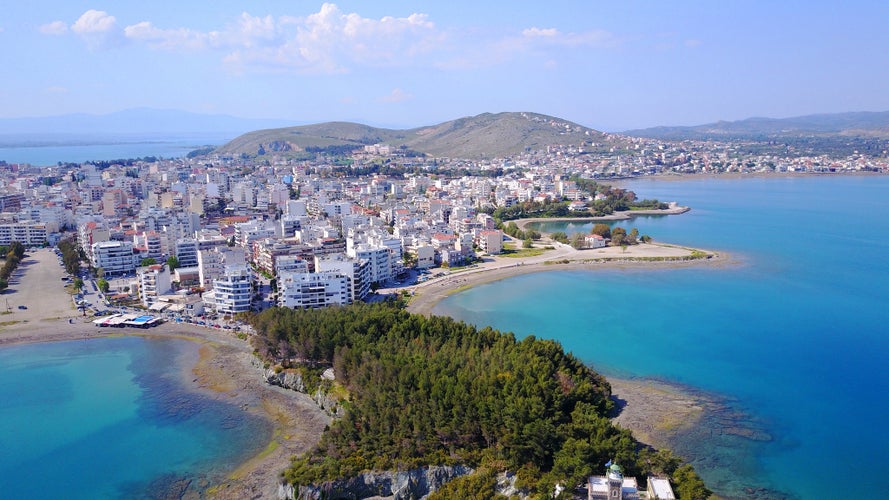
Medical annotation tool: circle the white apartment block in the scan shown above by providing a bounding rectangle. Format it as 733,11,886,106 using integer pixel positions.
234,221,276,248
203,265,252,315
278,271,351,309
174,239,199,268
138,264,172,307
92,241,137,276
78,221,110,262
0,223,48,246
134,231,165,261
412,244,435,269
315,254,371,302
347,243,392,283
477,230,503,254
275,255,309,275
197,248,246,289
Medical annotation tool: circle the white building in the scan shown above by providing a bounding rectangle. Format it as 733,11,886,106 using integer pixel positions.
78,221,110,263
174,239,199,268
203,265,252,315
646,476,676,500
278,271,351,309
92,241,137,276
412,244,435,269
275,255,309,275
477,230,503,255
588,463,640,500
285,199,307,217
347,244,392,283
134,231,165,261
138,264,172,307
315,254,371,302
234,221,276,248
0,222,48,246
198,248,246,289
584,234,607,249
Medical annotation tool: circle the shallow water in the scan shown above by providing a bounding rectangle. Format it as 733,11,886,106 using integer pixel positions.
434,175,889,499
0,336,270,499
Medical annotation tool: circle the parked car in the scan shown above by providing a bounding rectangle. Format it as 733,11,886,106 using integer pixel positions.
17,305,27,310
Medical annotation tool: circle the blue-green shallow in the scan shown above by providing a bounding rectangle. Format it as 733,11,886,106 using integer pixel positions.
0,336,270,499
434,175,889,499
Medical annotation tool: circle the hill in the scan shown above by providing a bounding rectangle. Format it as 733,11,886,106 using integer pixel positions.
624,111,889,141
215,112,611,159
250,302,710,498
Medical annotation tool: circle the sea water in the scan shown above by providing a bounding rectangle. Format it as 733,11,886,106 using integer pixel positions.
0,336,270,499
0,134,229,166
434,175,889,499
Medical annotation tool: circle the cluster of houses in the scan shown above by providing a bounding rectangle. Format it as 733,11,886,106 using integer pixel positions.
2,156,539,317
5,125,879,317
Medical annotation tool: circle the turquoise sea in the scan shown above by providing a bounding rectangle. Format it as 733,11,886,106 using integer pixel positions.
434,175,889,499
0,336,270,499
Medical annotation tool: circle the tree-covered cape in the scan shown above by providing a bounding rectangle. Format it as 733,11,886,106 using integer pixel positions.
250,303,703,496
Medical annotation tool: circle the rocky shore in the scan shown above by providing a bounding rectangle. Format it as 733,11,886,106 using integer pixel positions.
0,238,728,498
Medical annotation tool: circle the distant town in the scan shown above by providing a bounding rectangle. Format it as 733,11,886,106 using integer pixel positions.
0,125,885,320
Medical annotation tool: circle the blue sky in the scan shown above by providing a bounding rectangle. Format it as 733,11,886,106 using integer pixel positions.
2,1,888,131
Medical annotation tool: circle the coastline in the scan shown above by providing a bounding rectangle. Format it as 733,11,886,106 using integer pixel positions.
0,319,331,499
404,240,729,316
0,241,728,496
400,238,733,458
513,204,691,231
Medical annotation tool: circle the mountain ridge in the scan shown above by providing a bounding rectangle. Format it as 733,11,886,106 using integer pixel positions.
623,111,889,140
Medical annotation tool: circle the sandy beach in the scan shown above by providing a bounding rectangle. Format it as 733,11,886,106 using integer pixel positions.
1,315,332,499
401,235,730,456
0,249,331,499
404,238,727,316
0,242,724,496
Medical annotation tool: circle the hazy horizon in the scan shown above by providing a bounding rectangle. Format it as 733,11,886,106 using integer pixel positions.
4,2,889,132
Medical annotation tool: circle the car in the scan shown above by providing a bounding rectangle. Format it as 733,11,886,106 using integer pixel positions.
17,305,27,310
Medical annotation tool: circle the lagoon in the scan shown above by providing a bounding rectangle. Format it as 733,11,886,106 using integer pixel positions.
434,175,889,499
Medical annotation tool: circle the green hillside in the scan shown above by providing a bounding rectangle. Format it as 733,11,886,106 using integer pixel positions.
215,112,611,159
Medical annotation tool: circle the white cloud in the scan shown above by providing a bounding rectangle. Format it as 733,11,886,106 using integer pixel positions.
46,85,69,94
38,5,620,74
380,88,413,103
124,21,212,50
39,21,68,35
439,25,620,70
522,27,560,38
71,10,117,34
117,3,442,74
520,26,617,48
232,4,440,73
69,10,125,49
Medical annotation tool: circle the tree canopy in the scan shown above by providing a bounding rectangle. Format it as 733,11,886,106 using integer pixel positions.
249,303,708,496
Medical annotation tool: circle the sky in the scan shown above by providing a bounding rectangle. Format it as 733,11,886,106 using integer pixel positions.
2,1,888,131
